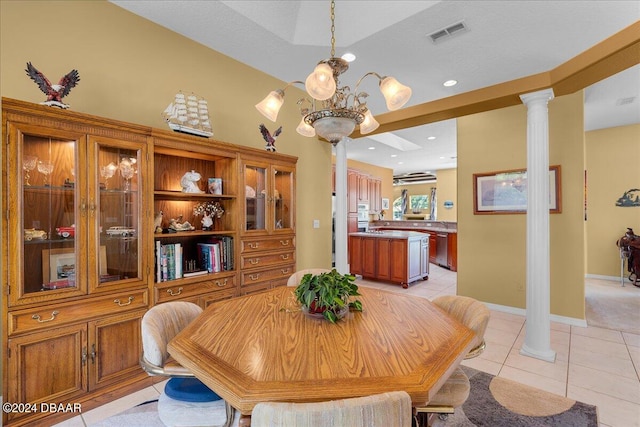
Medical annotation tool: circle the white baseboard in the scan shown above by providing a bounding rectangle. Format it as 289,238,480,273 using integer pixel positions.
585,274,623,282
483,302,587,328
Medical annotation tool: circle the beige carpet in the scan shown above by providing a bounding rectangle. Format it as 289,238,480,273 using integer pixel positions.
585,278,640,335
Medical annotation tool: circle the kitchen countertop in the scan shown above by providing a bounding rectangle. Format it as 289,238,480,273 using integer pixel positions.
349,230,427,239
369,220,457,234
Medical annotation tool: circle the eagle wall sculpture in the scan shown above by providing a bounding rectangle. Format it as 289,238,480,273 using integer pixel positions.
25,62,80,109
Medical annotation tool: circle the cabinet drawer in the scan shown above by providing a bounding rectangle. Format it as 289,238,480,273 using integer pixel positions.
240,250,295,270
241,264,295,287
8,289,149,336
155,274,236,304
241,236,295,253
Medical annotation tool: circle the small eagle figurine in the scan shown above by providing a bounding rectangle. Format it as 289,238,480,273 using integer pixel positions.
259,124,282,152
25,62,80,109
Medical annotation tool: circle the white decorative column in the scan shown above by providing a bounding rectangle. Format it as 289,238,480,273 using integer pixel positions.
334,138,349,274
519,88,556,362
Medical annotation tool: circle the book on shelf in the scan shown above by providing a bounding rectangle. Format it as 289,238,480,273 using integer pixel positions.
182,269,208,278
197,236,234,273
155,242,183,282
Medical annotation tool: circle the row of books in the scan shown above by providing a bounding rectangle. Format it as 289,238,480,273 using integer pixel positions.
155,237,234,282
197,236,234,273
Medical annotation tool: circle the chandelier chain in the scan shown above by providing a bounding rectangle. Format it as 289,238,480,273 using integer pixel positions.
330,0,336,58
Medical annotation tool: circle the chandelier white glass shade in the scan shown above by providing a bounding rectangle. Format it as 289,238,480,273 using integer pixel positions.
255,0,411,145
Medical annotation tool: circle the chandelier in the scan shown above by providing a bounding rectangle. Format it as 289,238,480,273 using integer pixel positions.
255,0,412,145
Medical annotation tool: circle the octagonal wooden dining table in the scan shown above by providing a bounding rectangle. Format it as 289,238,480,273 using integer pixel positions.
168,286,475,426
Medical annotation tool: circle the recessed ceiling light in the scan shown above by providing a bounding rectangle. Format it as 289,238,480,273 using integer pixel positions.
368,146,375,150
398,161,404,165
427,136,436,140
443,80,458,87
439,156,445,159
390,154,398,158
342,52,356,62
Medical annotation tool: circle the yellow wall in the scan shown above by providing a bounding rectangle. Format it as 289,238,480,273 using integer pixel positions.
0,0,334,270
457,91,586,320
585,124,640,277
435,168,457,222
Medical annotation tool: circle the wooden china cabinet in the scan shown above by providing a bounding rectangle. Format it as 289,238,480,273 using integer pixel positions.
240,154,296,295
2,99,150,426
1,98,297,426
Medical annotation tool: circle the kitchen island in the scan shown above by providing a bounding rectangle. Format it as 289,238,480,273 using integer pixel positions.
369,220,457,271
349,231,428,288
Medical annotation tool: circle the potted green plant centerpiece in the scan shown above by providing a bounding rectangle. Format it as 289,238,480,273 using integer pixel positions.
294,269,363,323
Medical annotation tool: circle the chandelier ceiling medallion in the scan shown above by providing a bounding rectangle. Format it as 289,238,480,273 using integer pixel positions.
255,0,412,145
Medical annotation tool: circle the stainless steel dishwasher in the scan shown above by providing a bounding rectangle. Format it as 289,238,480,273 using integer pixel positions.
435,233,448,267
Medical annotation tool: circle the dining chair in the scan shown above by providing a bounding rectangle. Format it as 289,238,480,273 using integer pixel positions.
250,391,413,427
140,301,235,427
431,295,490,359
413,295,490,425
286,268,332,287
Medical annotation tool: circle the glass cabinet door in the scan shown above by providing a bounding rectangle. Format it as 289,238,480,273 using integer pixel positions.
273,166,294,232
92,138,145,291
244,163,267,232
10,124,86,306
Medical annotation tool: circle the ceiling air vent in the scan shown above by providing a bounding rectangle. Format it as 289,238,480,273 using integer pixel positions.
428,20,468,43
616,96,636,106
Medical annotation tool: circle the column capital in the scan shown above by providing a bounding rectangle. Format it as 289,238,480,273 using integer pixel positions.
520,88,554,106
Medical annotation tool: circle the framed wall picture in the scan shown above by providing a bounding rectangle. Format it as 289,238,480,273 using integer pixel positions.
473,165,561,214
382,198,390,210
42,246,107,286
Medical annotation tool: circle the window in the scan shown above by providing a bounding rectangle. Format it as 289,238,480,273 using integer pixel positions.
393,195,430,219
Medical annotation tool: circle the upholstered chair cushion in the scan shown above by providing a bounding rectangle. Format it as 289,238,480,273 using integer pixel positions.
251,391,412,427
141,301,203,368
431,295,490,354
286,268,332,287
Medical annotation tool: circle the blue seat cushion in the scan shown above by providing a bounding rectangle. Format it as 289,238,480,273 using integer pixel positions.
164,378,222,402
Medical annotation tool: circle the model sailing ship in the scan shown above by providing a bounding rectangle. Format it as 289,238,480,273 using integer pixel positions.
162,92,213,137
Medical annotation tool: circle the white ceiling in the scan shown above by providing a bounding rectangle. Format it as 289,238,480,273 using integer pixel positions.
110,0,640,178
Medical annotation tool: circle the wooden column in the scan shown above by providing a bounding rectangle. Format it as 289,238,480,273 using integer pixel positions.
519,88,556,363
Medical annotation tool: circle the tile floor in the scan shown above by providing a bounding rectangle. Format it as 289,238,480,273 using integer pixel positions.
53,265,640,427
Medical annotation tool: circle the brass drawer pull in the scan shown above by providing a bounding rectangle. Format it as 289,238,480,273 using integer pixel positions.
114,296,134,306
248,242,259,249
249,274,260,281
281,268,291,274
279,240,290,246
280,254,290,260
167,287,183,296
215,279,228,287
32,311,59,323
249,258,260,265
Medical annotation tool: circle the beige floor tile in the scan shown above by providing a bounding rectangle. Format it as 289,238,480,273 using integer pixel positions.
484,327,519,347
569,364,640,404
153,378,170,394
570,346,638,379
511,329,569,362
461,356,502,376
568,384,640,427
487,316,525,334
51,415,86,427
504,347,568,382
498,365,567,396
624,331,640,348
628,345,640,370
571,333,632,360
476,341,511,365
80,386,159,425
571,324,625,344
551,320,571,333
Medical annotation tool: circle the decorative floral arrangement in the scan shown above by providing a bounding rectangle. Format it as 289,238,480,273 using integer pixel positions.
193,201,224,218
